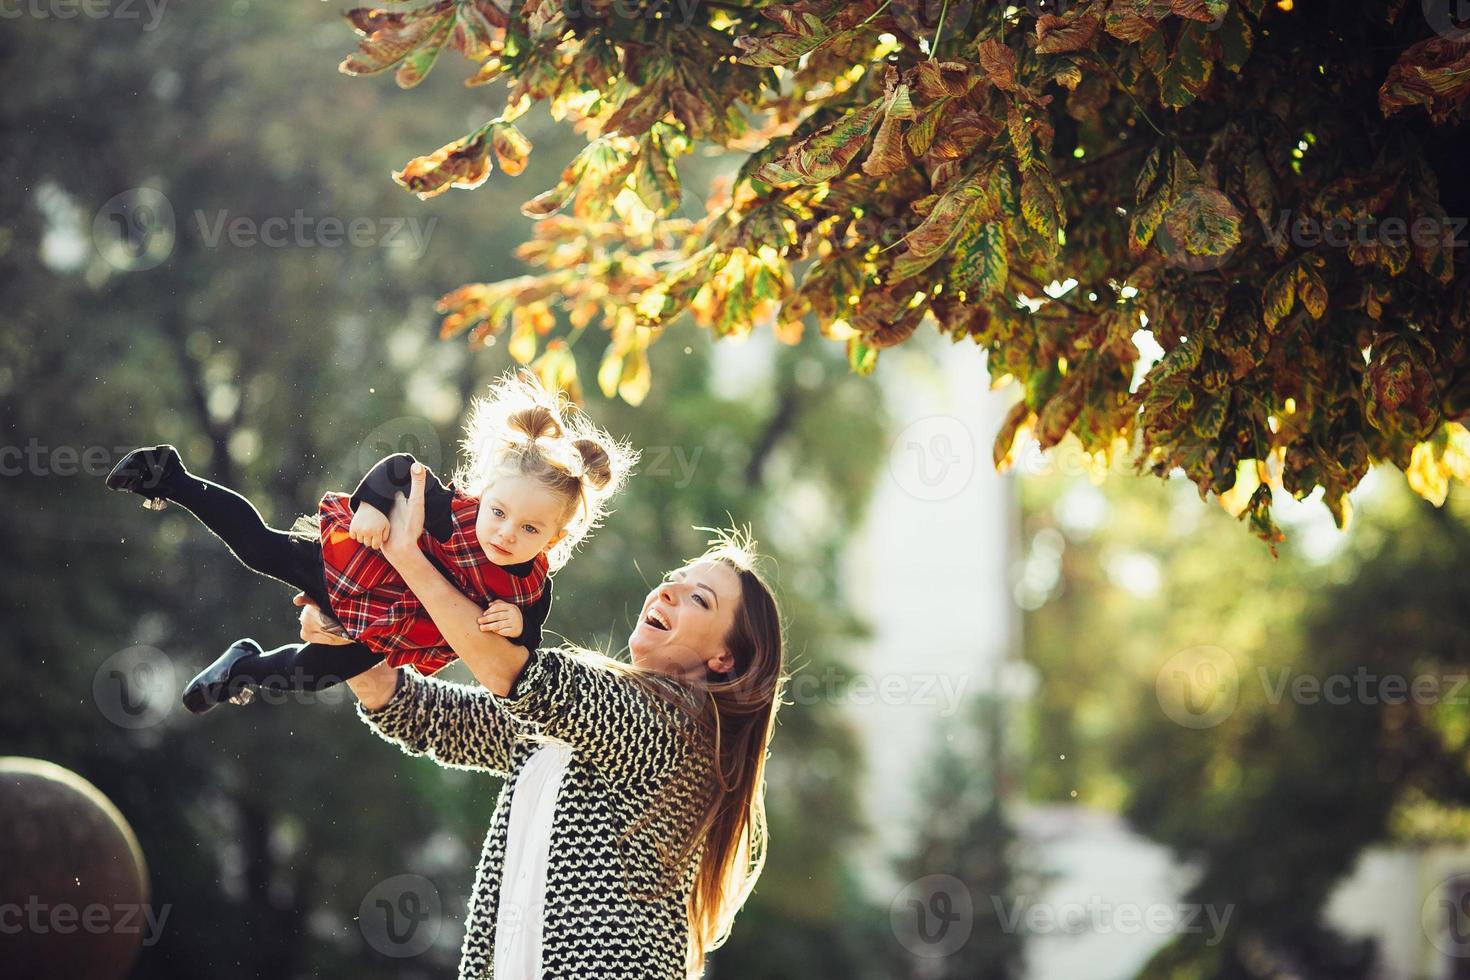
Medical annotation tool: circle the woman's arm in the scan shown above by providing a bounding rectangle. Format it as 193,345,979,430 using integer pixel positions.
296,593,519,774
380,463,530,697
353,664,522,776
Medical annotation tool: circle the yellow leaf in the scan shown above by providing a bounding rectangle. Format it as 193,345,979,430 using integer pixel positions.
1217,457,1261,518
598,350,624,398
619,349,652,406
1406,440,1449,506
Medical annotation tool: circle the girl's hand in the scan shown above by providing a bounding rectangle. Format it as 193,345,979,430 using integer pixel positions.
293,592,354,646
381,462,427,566
478,600,523,638
349,501,391,551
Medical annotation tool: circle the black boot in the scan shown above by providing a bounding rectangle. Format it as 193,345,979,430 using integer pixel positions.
181,638,269,714
105,444,183,511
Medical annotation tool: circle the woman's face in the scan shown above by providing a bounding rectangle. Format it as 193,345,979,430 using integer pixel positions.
629,559,741,680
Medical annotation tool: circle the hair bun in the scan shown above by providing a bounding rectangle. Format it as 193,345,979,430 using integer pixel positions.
506,405,562,444
572,438,613,491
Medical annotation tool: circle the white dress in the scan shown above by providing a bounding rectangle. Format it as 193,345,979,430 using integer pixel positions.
492,740,573,980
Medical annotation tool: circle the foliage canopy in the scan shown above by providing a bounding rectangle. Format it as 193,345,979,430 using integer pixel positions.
334,0,1470,552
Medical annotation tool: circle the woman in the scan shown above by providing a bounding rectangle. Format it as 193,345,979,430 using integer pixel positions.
298,462,784,979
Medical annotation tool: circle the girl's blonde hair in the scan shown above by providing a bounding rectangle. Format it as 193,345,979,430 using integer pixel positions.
451,371,637,571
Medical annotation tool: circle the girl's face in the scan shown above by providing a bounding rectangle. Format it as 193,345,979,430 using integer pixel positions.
629,560,740,681
474,471,569,566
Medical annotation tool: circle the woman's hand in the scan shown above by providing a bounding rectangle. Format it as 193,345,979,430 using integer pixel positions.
478,600,524,638
348,501,390,551
347,660,400,711
381,462,427,567
293,592,354,646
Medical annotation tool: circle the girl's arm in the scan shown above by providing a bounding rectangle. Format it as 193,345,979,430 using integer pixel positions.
382,464,708,790
380,463,531,698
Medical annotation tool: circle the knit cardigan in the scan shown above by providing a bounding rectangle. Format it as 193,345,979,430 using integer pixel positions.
356,646,720,979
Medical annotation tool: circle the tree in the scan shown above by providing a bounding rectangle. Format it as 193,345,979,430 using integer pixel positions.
323,0,1470,554
1017,460,1470,977
2,3,894,976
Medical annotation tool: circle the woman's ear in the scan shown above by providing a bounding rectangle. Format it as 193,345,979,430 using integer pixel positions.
707,649,735,675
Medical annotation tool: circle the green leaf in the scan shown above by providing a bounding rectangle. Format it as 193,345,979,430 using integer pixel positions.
949,220,1009,300
757,98,886,185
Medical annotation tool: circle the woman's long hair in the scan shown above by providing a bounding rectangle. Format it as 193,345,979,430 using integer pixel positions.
589,528,785,977
679,533,784,976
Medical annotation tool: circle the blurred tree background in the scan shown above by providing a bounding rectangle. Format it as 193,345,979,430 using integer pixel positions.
0,3,984,978
7,3,1470,980
1017,443,1470,978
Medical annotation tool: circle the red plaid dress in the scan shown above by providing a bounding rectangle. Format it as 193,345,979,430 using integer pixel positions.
316,489,549,675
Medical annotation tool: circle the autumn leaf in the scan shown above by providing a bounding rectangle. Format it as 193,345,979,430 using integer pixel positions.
862,74,918,177
393,128,492,199
757,98,886,184
1379,36,1470,123
490,122,533,177
1035,12,1102,55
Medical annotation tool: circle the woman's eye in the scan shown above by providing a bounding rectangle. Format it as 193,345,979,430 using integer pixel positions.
694,595,708,609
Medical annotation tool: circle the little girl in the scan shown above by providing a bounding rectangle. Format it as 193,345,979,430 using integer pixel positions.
105,373,634,714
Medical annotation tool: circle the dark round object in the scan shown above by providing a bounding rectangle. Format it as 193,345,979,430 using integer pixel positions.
0,758,150,980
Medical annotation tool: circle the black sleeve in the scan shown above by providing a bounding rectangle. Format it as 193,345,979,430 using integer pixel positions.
349,452,456,543
512,578,554,653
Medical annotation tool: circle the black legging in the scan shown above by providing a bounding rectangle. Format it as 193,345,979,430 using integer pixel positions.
162,466,382,690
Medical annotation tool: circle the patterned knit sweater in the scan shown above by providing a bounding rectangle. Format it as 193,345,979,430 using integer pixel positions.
356,646,719,979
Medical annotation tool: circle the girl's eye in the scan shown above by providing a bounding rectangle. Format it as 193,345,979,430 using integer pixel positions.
522,525,539,535
492,507,505,518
